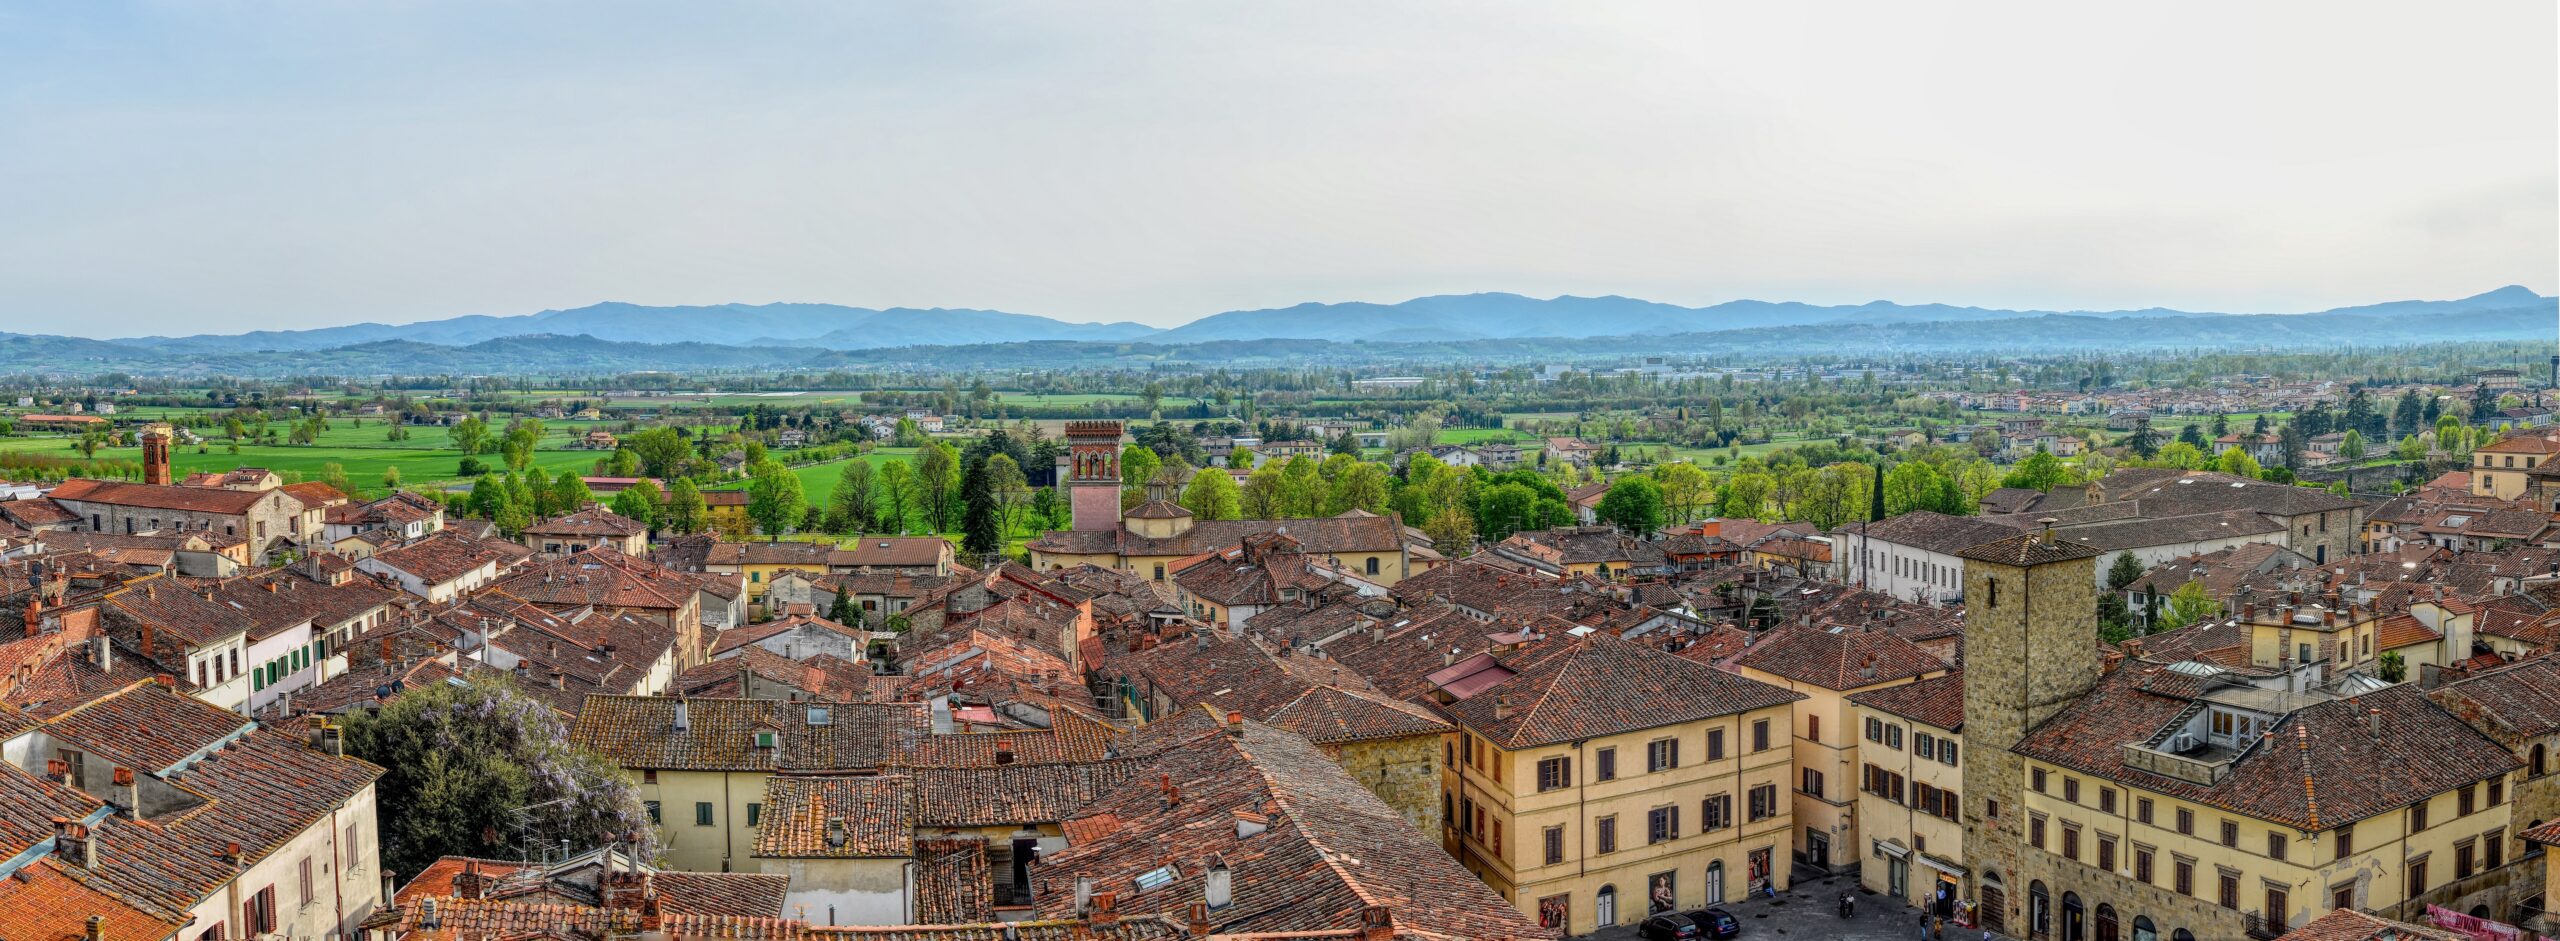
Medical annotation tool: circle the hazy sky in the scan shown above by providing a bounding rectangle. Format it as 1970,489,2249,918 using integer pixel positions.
1,1,2551,336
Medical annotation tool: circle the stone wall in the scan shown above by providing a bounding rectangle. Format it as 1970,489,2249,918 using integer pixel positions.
1326,733,1444,833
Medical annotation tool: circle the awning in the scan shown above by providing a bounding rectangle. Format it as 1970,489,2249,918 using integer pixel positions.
1919,853,1968,877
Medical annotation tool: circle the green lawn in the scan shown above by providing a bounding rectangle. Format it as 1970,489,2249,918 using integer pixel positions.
1437,427,1530,445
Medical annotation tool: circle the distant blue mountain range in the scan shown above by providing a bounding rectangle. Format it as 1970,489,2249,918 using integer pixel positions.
96,285,2556,352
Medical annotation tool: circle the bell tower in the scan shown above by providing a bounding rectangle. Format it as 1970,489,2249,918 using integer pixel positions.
1064,420,1125,532
1956,524,2101,933
140,423,174,486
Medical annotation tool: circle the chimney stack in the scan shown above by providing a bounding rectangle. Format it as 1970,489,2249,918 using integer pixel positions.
90,635,110,673
1492,694,1512,721
2368,707,2383,736
1224,711,1244,737
53,818,94,869
111,767,137,818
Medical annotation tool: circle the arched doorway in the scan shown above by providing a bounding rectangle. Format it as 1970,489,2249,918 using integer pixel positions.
2062,892,2085,941
2172,929,2195,941
2096,902,2119,941
2470,905,2492,919
2029,880,2052,939
1706,861,1725,905
1596,885,1618,927
1979,872,2007,935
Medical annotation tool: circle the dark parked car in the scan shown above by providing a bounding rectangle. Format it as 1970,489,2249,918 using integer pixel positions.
1638,913,1703,940
1681,907,1742,939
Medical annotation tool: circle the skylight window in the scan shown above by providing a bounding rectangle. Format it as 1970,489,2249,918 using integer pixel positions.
1134,865,1178,891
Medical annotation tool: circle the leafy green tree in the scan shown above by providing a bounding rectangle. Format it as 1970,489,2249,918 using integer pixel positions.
448,415,492,455
2152,441,2208,469
2098,594,2136,644
550,473,594,515
829,460,881,534
1241,464,1284,519
2336,429,2366,461
746,461,807,536
1649,462,1713,522
1119,445,1162,508
2001,450,2068,492
625,428,692,480
664,478,708,534
1324,461,1391,516
381,465,402,489
985,453,1031,538
1181,465,1243,520
467,475,509,520
828,590,861,626
320,462,354,496
876,461,920,534
2159,580,2220,630
916,443,961,531
1594,477,1666,534
606,447,642,477
1718,471,1776,520
343,677,653,879
1278,456,1325,517
2125,418,2160,458
610,481,660,528
2214,448,2261,478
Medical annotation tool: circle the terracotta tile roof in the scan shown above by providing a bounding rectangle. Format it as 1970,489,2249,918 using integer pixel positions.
1447,632,1804,750
2273,908,2463,941
492,547,697,612
1846,670,1966,732
2015,672,2517,830
753,775,914,858
1732,624,1949,691
281,480,349,507
908,760,1146,827
0,498,80,528
569,696,1122,773
370,532,509,586
1035,707,1559,940
707,539,837,567
2097,468,2363,517
914,839,993,925
523,507,647,538
48,478,283,515
1263,684,1452,745
2373,614,2443,651
1836,511,2024,556
1027,515,1408,560
0,858,188,941
397,856,536,904
2429,655,2560,738
101,580,254,648
44,678,255,773
829,536,952,569
710,613,868,657
1956,530,2103,565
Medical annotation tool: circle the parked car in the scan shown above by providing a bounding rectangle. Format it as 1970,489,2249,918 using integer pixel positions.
1681,907,1742,939
1638,912,1703,940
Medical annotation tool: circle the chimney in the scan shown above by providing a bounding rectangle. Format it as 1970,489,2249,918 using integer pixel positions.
930,699,954,735
111,767,137,818
1442,647,1457,668
418,896,443,930
382,871,397,907
1360,905,1396,941
2368,707,2383,736
53,818,93,869
46,757,70,786
1089,890,1120,927
1189,900,1213,936
1492,694,1512,721
84,914,105,941
90,635,110,673
1224,711,1244,737
550,667,565,690
454,859,486,900
320,719,344,757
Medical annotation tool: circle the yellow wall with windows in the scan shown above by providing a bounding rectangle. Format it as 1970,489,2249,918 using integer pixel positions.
2016,755,2515,933
1735,663,1950,872
1854,706,1967,909
629,767,772,873
1446,702,1799,936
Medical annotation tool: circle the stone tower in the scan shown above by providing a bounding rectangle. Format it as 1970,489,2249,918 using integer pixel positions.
1954,524,2100,934
139,423,174,486
1064,420,1125,532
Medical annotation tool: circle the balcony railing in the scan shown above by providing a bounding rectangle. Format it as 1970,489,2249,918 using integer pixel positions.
2243,910,2285,940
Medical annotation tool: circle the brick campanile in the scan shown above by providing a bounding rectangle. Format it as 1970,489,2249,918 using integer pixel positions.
1954,524,2100,935
1064,420,1125,532
140,423,174,486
